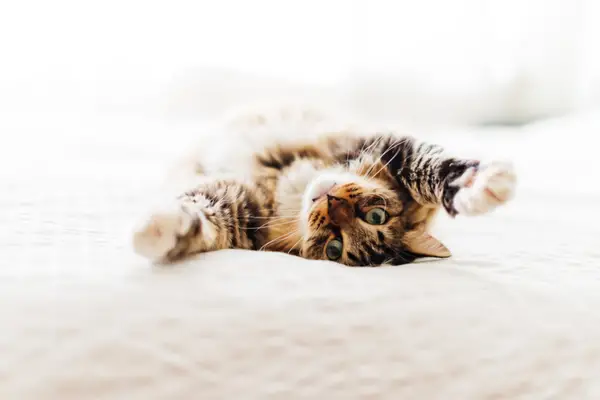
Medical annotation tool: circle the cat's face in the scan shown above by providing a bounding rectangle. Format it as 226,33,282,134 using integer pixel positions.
300,171,419,266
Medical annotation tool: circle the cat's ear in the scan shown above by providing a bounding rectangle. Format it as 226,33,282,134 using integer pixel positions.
404,230,451,258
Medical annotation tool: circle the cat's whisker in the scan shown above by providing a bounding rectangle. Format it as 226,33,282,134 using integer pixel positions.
256,215,300,223
367,140,403,179
259,229,300,251
268,205,302,212
253,217,299,221
287,236,304,254
252,206,301,213
237,217,298,231
370,144,402,179
246,214,297,219
240,214,299,220
363,134,383,157
355,137,382,172
364,139,393,177
239,220,297,231
255,219,299,230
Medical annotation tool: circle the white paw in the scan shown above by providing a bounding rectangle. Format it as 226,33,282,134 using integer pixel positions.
452,161,516,216
132,204,195,260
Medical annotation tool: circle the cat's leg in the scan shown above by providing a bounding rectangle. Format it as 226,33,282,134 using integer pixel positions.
373,135,516,217
400,141,516,217
132,180,268,262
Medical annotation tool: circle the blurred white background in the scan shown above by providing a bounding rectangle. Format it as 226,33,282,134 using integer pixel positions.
1,0,599,126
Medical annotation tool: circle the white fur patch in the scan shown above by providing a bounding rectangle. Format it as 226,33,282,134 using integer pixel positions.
132,203,195,260
452,161,517,216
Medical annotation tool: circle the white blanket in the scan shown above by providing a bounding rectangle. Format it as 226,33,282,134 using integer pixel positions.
2,109,599,399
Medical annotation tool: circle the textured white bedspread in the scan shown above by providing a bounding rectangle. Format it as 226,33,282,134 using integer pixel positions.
1,108,599,399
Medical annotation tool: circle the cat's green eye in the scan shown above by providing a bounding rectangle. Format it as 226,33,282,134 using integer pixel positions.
325,238,343,261
365,208,388,225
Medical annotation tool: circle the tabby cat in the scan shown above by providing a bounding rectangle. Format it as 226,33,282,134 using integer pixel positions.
133,107,516,266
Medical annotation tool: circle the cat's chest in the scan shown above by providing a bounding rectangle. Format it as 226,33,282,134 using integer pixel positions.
260,159,325,252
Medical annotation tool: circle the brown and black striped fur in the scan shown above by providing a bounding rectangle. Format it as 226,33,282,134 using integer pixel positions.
161,133,479,266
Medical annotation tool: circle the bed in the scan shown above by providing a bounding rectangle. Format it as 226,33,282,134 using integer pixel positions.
2,106,599,399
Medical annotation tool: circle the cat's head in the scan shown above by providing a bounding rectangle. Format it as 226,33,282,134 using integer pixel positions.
300,168,451,266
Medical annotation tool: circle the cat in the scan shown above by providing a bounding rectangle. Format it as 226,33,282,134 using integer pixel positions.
133,106,516,266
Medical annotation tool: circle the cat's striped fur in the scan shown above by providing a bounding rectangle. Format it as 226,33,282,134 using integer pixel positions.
133,113,516,266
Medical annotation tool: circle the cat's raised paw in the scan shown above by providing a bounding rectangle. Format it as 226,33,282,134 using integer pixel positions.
132,204,195,261
452,161,516,216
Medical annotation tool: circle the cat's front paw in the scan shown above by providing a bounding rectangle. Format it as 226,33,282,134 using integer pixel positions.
451,161,516,216
132,203,195,261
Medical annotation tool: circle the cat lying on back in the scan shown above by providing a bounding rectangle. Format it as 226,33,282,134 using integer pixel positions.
133,106,516,266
